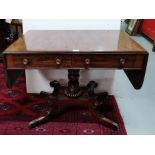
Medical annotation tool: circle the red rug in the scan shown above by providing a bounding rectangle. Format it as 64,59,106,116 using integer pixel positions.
0,63,127,135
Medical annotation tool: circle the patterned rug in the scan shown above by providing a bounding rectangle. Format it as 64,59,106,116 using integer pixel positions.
0,63,127,135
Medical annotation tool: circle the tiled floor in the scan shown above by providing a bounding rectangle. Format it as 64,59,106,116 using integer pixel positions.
114,23,155,134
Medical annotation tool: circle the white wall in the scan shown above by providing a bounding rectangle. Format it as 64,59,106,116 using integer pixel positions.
23,19,121,94
23,19,121,32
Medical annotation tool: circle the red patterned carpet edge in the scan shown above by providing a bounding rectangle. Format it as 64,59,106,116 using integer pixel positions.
0,63,127,135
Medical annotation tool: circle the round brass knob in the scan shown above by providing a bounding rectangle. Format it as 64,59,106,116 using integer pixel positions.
120,58,125,65
85,58,90,65
23,58,29,65
56,58,62,65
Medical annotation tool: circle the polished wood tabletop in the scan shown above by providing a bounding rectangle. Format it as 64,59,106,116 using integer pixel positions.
3,30,148,90
4,30,146,53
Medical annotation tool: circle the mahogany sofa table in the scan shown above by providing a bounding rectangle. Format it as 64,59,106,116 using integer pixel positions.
3,30,148,130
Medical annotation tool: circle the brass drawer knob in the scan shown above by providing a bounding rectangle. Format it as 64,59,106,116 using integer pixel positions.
120,58,125,65
85,58,90,65
23,58,29,65
56,58,62,65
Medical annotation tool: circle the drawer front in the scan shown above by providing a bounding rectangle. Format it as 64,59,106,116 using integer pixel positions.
6,54,72,69
72,54,145,69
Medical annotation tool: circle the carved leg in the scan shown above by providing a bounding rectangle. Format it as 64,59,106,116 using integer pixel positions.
90,105,119,130
87,80,108,105
28,81,60,128
50,80,60,96
87,81,98,97
93,94,119,130
87,81,119,130
28,99,58,128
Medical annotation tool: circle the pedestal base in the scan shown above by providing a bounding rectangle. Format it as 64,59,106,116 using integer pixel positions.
28,69,119,130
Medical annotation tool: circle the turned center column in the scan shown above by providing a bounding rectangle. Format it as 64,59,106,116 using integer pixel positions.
64,69,82,98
